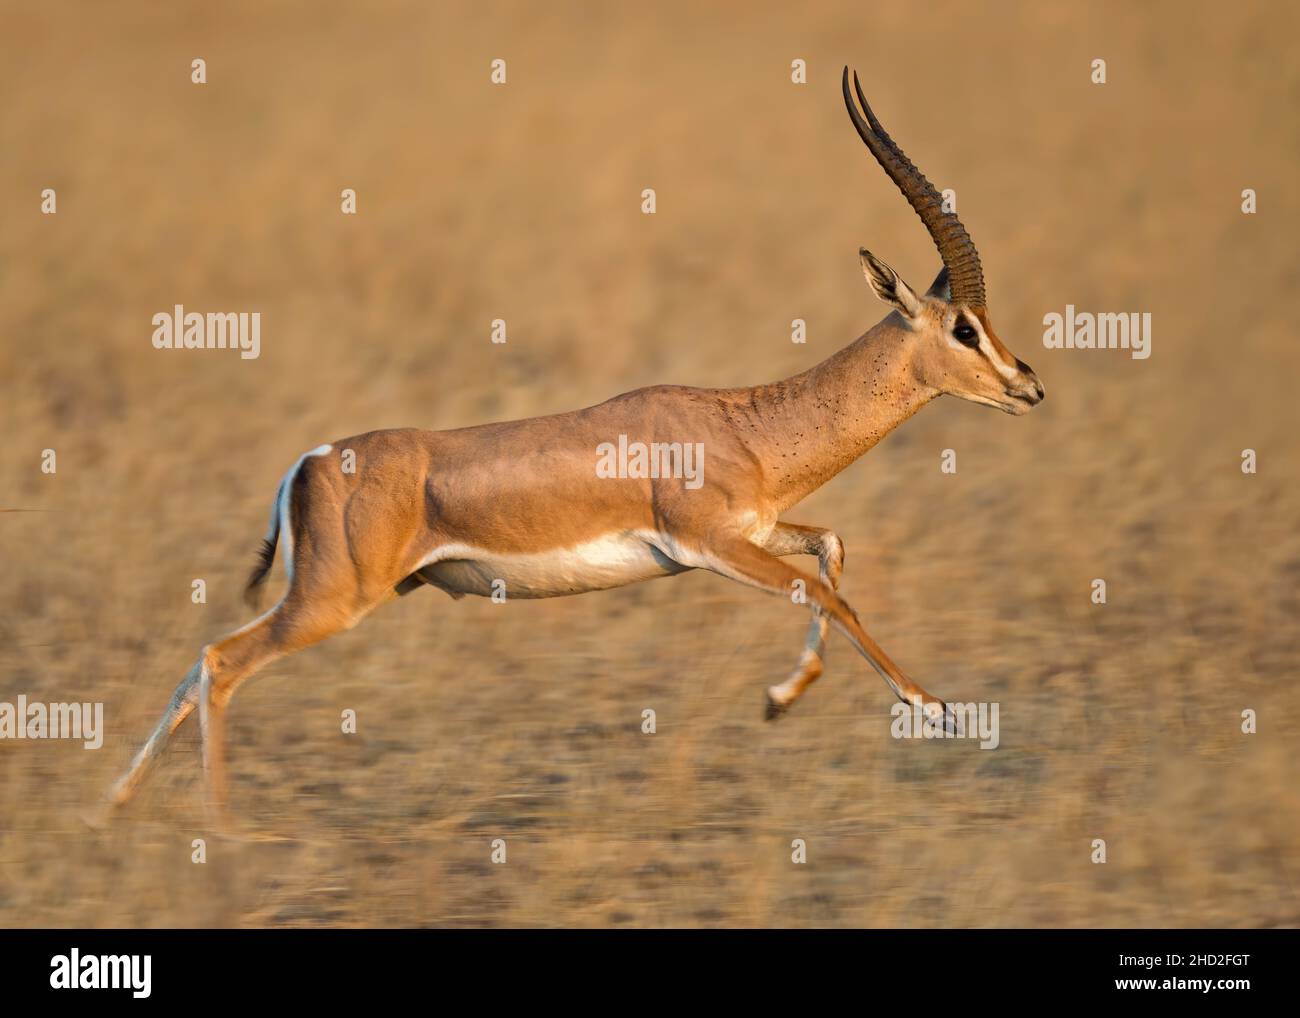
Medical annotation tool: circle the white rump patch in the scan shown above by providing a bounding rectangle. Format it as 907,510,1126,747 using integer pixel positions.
279,444,333,581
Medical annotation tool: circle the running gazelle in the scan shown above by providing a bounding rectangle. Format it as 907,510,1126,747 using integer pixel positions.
109,68,1043,816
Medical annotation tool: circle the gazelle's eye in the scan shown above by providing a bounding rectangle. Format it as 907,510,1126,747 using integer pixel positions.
953,323,978,347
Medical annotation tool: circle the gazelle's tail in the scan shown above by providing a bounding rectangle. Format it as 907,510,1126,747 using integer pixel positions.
244,476,286,608
243,444,334,608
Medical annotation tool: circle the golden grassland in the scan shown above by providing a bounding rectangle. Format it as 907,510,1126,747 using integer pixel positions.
0,1,1296,926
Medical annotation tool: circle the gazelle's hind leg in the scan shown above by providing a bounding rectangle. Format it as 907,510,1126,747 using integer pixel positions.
107,661,203,808
105,440,405,823
762,522,844,719
197,586,390,821
105,599,354,821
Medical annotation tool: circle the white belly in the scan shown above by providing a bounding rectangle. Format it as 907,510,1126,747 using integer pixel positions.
418,532,689,599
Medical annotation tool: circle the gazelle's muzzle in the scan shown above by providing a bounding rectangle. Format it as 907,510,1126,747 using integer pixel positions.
1003,361,1045,413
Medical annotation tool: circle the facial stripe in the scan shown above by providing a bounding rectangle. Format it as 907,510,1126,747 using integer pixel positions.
968,310,1020,379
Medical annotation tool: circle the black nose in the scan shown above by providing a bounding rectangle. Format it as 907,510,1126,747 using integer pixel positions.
1015,358,1044,401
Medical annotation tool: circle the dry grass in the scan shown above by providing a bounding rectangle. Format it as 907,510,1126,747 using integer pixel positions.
0,0,1297,927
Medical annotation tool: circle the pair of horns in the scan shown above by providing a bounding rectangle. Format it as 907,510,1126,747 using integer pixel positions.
842,66,986,309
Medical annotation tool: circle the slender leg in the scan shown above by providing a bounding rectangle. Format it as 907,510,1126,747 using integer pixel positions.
197,591,376,822
107,662,203,807
696,534,946,718
107,592,387,825
762,522,844,718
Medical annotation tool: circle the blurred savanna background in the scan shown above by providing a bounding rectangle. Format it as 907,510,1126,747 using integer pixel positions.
0,0,1296,927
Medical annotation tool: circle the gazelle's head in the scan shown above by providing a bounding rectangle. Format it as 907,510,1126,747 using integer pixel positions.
843,68,1044,416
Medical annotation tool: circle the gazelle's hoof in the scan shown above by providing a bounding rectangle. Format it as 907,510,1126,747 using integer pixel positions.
79,804,110,831
923,699,958,736
764,691,789,722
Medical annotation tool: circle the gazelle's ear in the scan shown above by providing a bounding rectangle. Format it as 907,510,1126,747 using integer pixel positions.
859,249,922,319
925,265,951,301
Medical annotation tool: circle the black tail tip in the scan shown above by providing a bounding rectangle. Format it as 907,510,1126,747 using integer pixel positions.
243,537,276,607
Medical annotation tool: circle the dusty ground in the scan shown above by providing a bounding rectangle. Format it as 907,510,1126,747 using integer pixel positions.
1,1,1297,927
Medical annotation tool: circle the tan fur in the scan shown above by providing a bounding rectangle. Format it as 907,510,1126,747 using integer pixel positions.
108,78,1044,822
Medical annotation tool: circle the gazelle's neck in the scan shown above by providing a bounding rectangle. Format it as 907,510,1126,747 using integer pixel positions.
748,316,937,510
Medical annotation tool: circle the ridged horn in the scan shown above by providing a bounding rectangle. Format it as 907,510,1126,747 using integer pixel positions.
842,66,986,309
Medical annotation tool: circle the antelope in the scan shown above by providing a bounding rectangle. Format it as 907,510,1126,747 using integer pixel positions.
108,68,1043,818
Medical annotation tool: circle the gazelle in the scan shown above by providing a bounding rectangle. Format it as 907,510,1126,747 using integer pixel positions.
109,68,1043,816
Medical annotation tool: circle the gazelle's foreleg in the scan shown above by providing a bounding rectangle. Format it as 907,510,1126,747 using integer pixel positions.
762,522,843,718
692,534,946,719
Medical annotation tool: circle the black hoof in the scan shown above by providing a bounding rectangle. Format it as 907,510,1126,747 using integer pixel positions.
764,694,789,722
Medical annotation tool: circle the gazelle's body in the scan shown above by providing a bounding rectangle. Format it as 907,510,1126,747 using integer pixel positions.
279,323,942,601
109,69,1043,818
